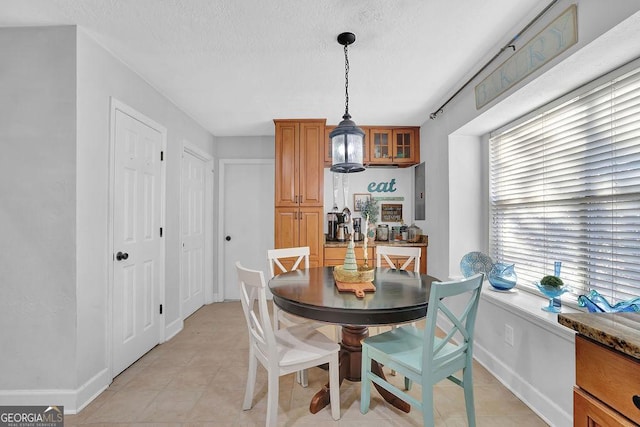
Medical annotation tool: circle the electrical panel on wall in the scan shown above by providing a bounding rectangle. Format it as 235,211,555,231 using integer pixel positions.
414,162,425,220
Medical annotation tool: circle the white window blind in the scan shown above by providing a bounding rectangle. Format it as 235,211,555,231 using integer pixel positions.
489,63,640,304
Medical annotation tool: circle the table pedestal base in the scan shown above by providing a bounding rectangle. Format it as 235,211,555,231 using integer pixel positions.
309,325,410,414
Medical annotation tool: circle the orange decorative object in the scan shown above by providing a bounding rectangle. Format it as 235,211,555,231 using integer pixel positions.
334,280,376,298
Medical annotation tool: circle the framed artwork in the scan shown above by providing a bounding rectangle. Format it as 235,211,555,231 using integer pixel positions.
353,193,371,212
381,203,403,222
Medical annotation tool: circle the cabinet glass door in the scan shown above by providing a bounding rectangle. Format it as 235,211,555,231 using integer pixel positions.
369,129,393,163
393,129,414,164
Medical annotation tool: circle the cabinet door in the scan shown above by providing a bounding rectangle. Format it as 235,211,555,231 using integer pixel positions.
369,128,394,164
393,129,417,164
274,122,299,207
299,207,324,266
574,387,636,427
299,121,324,206
274,207,299,249
324,125,335,166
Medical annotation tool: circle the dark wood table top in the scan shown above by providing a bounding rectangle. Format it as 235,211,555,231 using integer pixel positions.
268,266,439,326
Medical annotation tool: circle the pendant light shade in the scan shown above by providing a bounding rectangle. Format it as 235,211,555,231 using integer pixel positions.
329,116,365,173
330,32,365,173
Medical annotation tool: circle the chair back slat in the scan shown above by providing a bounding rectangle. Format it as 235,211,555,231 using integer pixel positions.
423,273,483,373
375,245,421,272
267,246,310,277
236,262,277,358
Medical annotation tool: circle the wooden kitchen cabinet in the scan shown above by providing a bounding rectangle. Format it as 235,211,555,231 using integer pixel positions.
323,244,428,274
573,334,640,426
324,125,420,167
274,119,325,266
275,207,324,267
368,127,420,166
275,120,324,207
324,246,374,267
574,387,636,427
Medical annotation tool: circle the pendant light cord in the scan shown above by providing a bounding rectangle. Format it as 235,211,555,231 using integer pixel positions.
343,44,351,119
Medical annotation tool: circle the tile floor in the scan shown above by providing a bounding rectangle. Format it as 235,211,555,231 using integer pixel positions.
66,302,548,426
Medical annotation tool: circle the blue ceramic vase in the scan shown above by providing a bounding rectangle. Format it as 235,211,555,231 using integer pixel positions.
488,263,517,291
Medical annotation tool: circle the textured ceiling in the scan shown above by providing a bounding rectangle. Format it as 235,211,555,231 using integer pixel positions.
0,0,547,136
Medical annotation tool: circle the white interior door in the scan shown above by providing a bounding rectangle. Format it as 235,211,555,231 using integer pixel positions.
221,160,274,300
181,150,206,318
112,107,164,377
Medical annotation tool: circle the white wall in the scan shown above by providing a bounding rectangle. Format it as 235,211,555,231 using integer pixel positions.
323,167,416,230
0,26,78,390
0,25,215,411
421,1,640,425
75,28,214,401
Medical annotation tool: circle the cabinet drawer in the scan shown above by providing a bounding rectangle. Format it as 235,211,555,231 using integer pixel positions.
324,247,373,264
576,335,640,424
574,387,637,427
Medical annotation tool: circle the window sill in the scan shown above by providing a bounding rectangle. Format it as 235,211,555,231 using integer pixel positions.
450,276,580,341
483,282,580,341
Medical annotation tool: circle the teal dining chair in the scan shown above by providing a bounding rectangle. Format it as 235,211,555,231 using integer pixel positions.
360,273,484,427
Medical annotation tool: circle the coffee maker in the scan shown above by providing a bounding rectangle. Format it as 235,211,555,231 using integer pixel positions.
353,218,362,241
327,212,347,241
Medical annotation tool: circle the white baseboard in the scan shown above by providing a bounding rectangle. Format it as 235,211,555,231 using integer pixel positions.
164,316,183,342
0,368,110,414
473,340,572,427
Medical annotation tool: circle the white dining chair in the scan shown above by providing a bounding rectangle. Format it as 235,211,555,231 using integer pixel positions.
376,245,421,272
236,262,340,427
373,245,422,334
360,273,484,427
267,246,339,386
268,247,312,334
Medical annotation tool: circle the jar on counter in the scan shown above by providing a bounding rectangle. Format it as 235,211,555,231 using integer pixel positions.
376,224,389,241
391,226,402,241
408,223,422,242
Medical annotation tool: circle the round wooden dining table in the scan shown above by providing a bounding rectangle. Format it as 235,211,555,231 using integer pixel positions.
268,266,439,414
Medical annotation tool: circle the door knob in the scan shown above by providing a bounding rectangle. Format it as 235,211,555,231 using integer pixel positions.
225,236,231,241
116,251,129,261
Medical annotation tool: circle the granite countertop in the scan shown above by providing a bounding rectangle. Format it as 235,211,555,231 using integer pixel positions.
558,312,640,360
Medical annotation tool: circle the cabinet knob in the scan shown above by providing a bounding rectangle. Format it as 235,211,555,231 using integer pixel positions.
633,395,640,410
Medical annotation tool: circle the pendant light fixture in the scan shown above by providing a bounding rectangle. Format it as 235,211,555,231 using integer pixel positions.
330,32,365,173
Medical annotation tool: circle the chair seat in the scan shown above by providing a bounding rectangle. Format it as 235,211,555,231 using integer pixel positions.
278,311,324,328
364,325,460,374
275,324,340,368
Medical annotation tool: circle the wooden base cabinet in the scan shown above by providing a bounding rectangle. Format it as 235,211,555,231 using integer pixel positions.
275,207,324,268
323,245,427,274
324,246,374,267
574,387,636,427
573,335,640,426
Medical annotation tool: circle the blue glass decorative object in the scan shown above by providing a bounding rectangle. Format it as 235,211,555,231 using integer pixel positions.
577,290,640,313
460,252,494,278
535,281,569,313
488,263,517,291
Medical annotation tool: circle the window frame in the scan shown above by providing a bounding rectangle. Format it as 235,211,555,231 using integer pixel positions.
489,57,640,306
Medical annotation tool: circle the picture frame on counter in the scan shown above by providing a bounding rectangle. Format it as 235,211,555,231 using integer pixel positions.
353,193,371,212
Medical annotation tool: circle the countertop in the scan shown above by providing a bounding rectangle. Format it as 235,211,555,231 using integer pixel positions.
558,312,640,360
325,235,428,248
